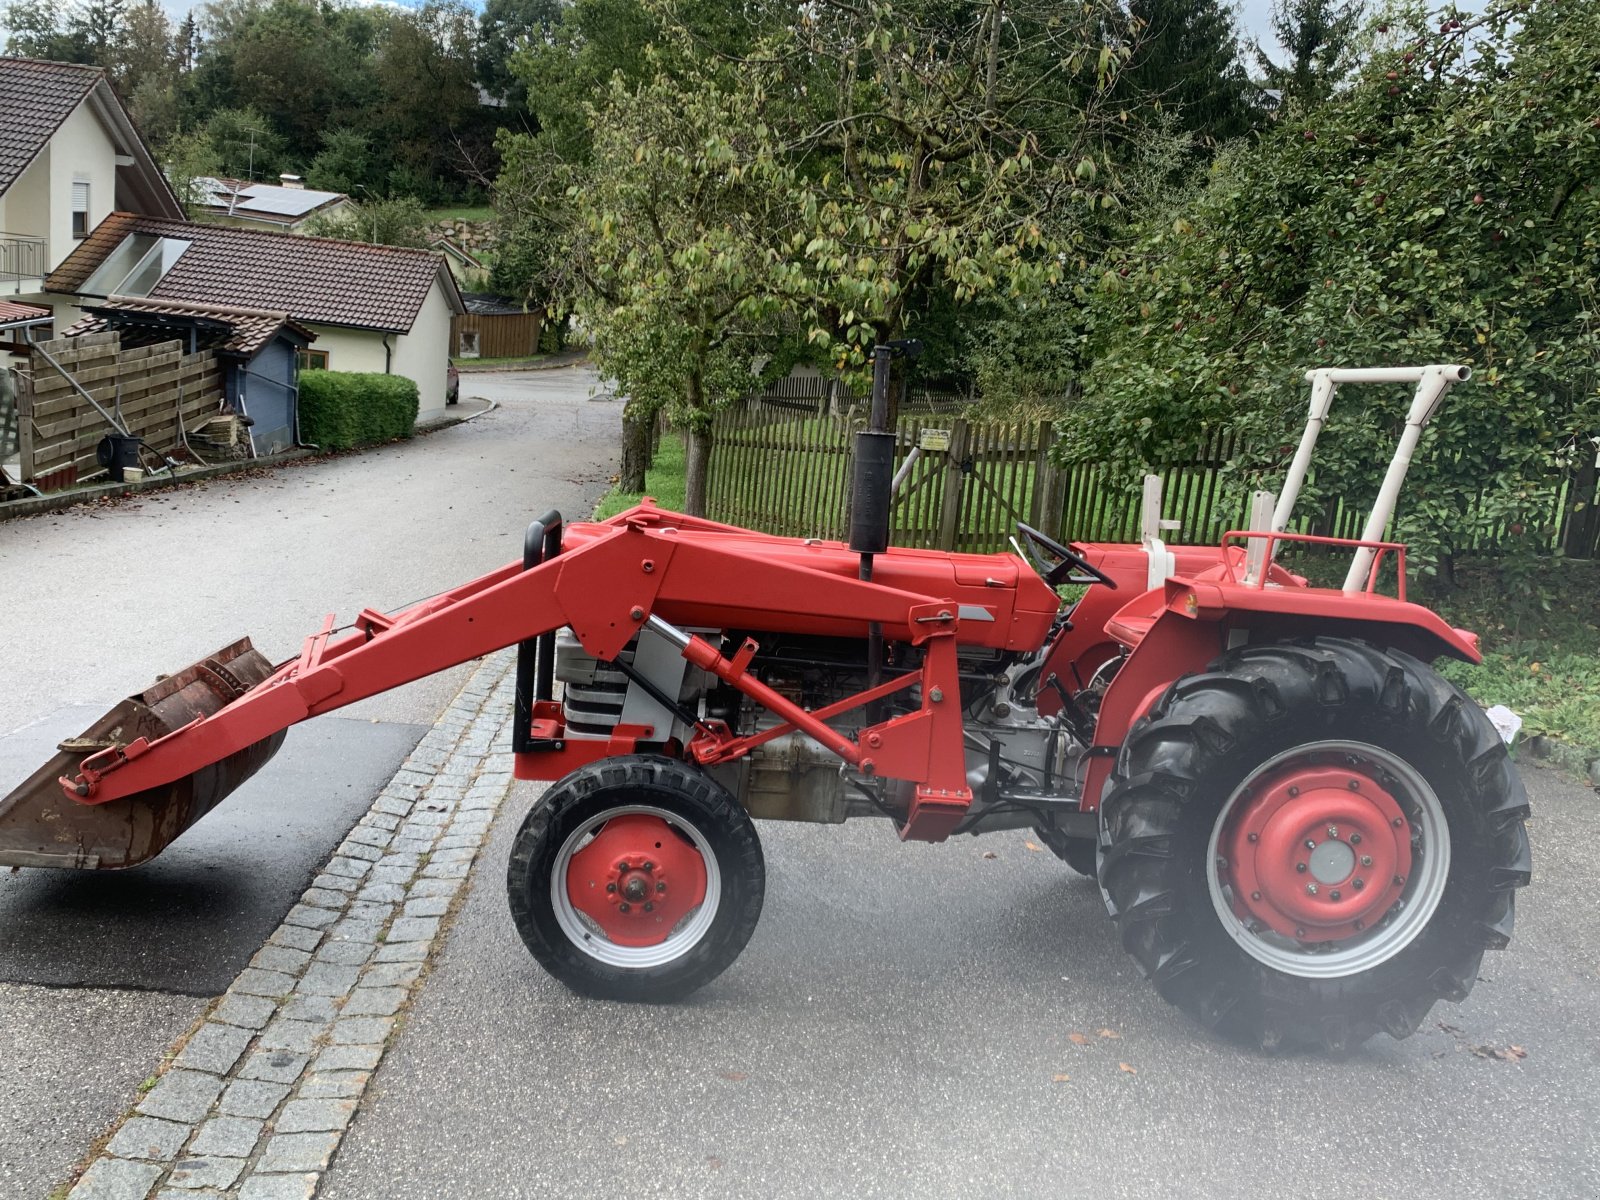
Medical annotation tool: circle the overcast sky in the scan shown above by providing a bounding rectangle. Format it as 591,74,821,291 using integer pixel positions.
141,2,1291,49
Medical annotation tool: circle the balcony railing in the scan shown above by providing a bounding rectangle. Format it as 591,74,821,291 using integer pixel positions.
1,233,48,293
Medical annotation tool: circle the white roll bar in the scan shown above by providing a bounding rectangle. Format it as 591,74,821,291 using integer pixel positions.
1266,365,1471,595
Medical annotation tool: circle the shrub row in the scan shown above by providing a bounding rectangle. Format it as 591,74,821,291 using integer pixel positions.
297,370,419,450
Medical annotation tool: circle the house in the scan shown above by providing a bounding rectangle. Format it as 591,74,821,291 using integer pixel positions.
63,297,315,455
453,292,545,360
194,176,354,232
47,213,466,415
0,57,183,320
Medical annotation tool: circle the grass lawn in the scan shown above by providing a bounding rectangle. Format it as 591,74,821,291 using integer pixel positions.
594,432,687,519
594,434,1600,759
1430,559,1600,758
426,205,494,222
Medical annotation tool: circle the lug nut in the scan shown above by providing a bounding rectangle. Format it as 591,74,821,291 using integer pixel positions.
618,902,631,912
1296,862,1308,873
1305,839,1317,851
606,883,617,893
1361,855,1372,867
644,902,654,912
1348,779,1361,790
1393,874,1405,886
1251,891,1262,901
1330,890,1341,900
1247,832,1259,843
1353,878,1365,890
656,881,667,893
1326,825,1339,839
1288,786,1300,797
1350,833,1362,845
643,861,654,871
1306,883,1318,895
1393,817,1405,828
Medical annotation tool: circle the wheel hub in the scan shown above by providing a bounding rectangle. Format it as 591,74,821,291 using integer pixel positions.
565,814,708,947
1222,764,1412,943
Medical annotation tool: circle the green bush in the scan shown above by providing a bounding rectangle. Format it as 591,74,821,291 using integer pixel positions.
297,370,419,450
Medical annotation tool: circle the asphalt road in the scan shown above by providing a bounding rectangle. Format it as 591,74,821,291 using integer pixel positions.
324,763,1598,1200
0,367,618,1198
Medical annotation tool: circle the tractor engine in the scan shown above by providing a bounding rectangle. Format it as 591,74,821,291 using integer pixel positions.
553,626,1084,834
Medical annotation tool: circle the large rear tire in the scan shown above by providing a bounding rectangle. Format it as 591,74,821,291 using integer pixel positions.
1099,638,1531,1052
507,755,765,1002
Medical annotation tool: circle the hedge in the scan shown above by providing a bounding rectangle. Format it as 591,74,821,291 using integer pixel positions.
297,370,419,450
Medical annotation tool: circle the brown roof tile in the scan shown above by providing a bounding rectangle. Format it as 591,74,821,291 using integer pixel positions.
0,300,50,324
47,214,462,333
0,58,103,194
64,296,316,358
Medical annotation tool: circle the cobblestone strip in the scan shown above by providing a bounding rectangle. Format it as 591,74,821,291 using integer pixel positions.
66,651,520,1200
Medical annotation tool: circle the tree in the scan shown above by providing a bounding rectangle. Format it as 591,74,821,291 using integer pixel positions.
120,0,176,96
3,1,90,61
1254,0,1366,108
306,127,374,196
1120,0,1258,144
478,0,564,111
1064,0,1600,584
301,196,432,247
567,65,798,511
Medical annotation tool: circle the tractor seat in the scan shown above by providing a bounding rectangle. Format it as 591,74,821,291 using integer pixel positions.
1104,588,1166,649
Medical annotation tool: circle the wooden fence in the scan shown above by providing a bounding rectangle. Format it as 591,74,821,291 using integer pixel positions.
15,332,225,490
706,407,1064,550
705,403,1600,559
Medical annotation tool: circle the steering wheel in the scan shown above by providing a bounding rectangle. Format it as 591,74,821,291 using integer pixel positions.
1016,522,1118,590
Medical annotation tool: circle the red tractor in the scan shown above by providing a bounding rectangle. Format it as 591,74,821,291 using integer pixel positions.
1,364,1529,1053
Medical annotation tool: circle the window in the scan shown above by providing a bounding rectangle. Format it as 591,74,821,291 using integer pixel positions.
80,234,192,297
297,350,329,371
71,182,90,239
458,329,481,359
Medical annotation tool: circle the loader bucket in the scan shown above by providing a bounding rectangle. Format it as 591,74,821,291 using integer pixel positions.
0,638,285,870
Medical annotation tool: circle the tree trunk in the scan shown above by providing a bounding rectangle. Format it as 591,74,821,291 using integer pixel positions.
685,426,713,517
620,404,651,493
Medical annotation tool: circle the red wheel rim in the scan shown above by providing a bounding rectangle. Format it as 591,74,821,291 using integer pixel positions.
564,813,710,948
1220,761,1413,943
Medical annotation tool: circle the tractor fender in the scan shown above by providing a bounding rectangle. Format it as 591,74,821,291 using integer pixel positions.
1078,581,1483,809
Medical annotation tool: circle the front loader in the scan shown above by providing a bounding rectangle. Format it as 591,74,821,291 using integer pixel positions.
0,363,1531,1052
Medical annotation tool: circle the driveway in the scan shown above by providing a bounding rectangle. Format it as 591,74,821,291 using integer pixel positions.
0,367,617,1198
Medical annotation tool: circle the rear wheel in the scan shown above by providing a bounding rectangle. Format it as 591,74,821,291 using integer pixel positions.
1100,638,1531,1052
507,756,765,1001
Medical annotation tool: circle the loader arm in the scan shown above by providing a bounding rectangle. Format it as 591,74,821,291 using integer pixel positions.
59,511,1009,839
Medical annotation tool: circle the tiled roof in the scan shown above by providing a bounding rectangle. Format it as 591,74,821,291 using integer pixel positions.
0,58,103,194
0,300,50,325
64,297,316,358
47,213,464,333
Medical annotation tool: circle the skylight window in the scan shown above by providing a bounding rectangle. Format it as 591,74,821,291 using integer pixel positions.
80,234,192,298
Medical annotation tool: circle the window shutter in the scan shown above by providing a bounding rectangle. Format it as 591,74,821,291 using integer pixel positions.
72,182,90,213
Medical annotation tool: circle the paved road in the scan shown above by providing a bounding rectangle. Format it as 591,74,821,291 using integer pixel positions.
0,367,617,1197
324,762,1598,1200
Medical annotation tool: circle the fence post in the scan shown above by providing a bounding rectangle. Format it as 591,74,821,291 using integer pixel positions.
16,367,34,484
935,419,970,551
1032,419,1067,538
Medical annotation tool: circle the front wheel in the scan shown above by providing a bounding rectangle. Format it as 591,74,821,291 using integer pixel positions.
507,756,766,1001
1100,638,1531,1052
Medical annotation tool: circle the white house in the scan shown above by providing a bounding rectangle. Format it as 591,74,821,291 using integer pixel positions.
47,214,465,415
0,57,182,323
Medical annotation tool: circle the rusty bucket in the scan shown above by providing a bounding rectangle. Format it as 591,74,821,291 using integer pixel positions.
0,638,286,870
